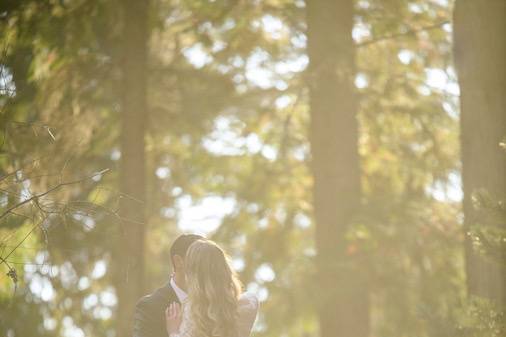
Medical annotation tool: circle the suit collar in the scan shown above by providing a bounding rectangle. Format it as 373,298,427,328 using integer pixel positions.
157,280,179,304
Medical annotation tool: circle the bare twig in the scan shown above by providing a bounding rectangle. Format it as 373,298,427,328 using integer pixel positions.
357,20,450,48
0,168,110,221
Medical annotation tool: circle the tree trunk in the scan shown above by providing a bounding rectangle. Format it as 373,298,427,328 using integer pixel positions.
453,0,506,304
116,0,149,335
306,1,369,336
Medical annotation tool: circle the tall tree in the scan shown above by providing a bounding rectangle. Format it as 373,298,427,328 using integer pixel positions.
116,0,150,335
306,1,369,336
454,0,506,304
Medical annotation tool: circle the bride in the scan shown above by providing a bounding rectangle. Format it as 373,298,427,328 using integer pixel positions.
165,239,259,337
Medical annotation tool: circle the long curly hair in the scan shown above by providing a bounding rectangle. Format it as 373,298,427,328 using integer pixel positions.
185,239,242,337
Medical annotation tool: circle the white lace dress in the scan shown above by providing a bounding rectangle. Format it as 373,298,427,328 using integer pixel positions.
169,292,259,337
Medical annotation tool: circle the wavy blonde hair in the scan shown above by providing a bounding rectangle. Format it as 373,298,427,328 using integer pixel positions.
185,239,242,337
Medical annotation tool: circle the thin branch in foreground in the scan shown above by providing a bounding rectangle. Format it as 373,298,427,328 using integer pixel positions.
357,20,450,48
0,168,110,221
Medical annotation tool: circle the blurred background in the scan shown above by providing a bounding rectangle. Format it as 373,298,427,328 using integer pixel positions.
0,0,504,336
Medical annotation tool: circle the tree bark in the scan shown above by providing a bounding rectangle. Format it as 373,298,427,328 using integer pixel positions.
306,1,369,336
116,0,149,335
453,0,506,304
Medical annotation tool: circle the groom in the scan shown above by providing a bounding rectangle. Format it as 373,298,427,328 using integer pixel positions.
133,233,204,337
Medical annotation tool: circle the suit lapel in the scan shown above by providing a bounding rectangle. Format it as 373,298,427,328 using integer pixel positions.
159,281,180,304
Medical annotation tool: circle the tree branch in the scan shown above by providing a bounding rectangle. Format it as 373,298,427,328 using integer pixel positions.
357,20,450,48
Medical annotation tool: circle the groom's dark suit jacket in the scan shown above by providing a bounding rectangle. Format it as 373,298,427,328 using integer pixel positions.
133,282,180,337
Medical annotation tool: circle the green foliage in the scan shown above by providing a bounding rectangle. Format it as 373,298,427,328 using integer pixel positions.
468,190,506,266
1,0,501,336
456,297,505,337
459,186,506,337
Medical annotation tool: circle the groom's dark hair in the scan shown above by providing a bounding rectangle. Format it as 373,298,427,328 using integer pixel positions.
170,233,204,266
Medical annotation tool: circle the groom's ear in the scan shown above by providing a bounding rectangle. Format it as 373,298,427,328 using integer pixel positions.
173,254,185,271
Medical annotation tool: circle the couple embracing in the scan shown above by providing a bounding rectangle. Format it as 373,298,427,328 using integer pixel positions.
133,234,259,337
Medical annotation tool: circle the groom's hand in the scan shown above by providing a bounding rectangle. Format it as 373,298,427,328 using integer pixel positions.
165,302,182,335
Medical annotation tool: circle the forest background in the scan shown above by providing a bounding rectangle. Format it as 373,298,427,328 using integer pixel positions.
0,0,505,337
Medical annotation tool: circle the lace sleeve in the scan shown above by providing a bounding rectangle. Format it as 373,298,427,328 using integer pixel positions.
169,300,194,337
237,293,259,336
